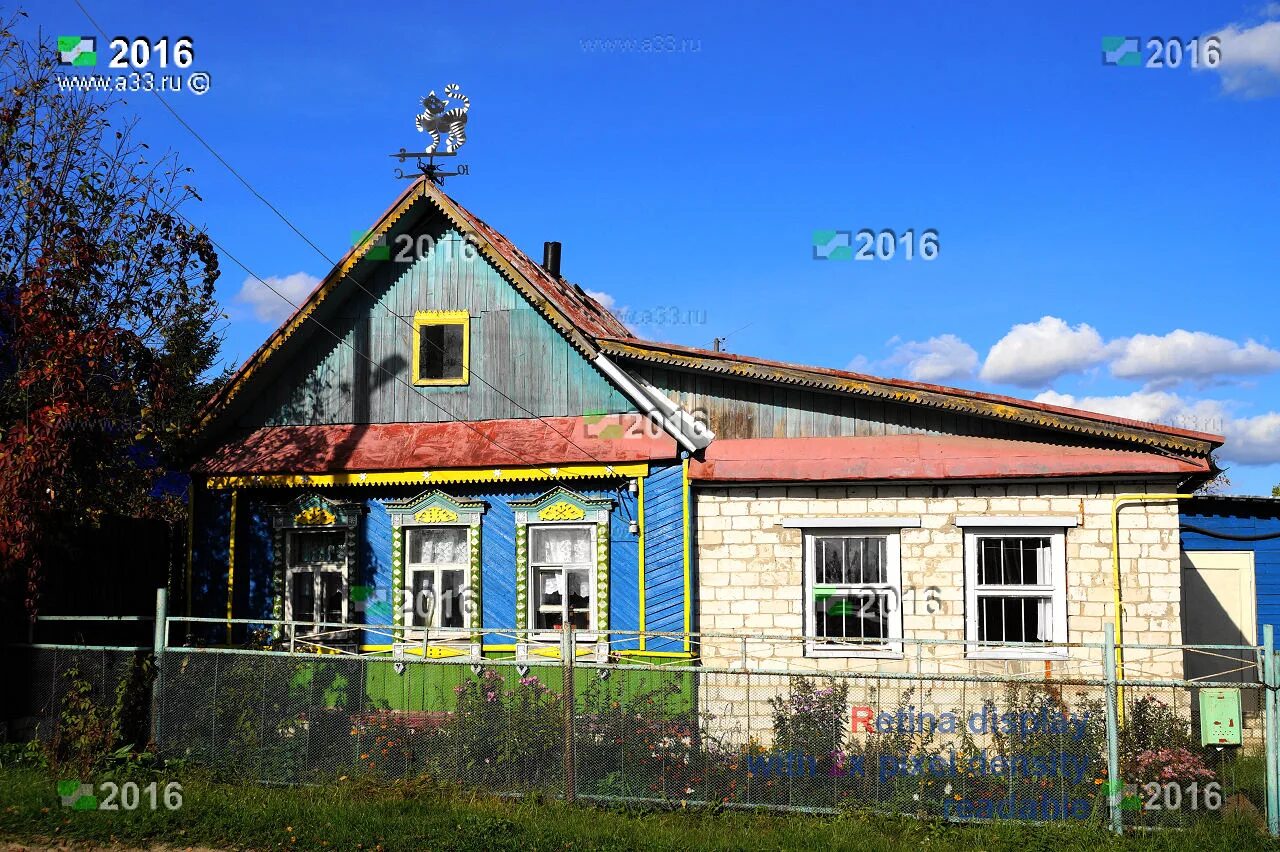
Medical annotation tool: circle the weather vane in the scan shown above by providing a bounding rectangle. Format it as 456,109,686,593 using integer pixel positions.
390,83,471,185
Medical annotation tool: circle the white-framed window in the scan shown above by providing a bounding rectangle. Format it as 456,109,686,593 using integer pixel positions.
285,530,349,630
963,527,1068,658
529,524,596,635
403,526,470,632
804,530,903,657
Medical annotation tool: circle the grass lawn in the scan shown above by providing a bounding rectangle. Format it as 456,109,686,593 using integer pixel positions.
0,765,1276,851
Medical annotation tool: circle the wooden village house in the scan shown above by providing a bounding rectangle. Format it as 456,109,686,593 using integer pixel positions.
188,180,1224,679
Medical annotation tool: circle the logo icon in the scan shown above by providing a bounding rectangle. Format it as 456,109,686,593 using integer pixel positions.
352,230,389,261
1102,779,1142,810
583,409,624,440
1102,36,1141,67
812,230,852,261
57,780,98,810
57,36,97,67
351,584,389,614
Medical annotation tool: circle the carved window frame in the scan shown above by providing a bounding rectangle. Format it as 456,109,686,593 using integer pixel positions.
269,494,363,643
511,487,612,642
384,490,486,642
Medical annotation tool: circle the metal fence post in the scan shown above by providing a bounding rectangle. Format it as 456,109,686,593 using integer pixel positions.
562,623,576,803
150,588,167,747
1103,624,1122,835
1264,624,1278,837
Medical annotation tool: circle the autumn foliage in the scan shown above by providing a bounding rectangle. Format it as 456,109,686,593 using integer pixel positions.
0,17,223,616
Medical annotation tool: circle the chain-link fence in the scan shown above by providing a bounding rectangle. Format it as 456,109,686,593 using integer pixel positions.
6,629,1274,833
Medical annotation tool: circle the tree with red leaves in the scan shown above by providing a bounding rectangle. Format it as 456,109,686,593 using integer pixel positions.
0,15,224,617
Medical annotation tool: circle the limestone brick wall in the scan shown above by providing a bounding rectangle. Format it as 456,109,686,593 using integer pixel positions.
694,480,1184,682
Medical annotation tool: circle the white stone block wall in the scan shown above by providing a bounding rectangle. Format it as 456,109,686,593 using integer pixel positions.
694,480,1185,682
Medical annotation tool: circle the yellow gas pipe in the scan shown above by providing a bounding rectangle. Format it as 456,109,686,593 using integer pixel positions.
1110,493,1195,726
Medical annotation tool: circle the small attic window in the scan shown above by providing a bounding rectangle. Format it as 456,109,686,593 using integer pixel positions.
412,311,469,386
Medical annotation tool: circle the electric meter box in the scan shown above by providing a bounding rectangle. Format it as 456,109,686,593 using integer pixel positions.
1199,688,1242,746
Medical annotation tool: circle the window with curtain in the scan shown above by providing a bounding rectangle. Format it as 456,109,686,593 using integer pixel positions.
529,525,594,632
405,527,469,630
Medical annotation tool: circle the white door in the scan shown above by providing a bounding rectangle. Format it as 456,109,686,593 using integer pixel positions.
1181,550,1257,691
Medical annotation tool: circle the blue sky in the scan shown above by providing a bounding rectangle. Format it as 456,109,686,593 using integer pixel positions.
28,0,1280,493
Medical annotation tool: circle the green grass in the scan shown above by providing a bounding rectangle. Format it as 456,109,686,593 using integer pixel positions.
0,765,1275,851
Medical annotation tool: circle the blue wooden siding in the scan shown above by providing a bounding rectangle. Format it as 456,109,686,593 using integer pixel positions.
241,500,274,621
360,499,395,645
236,215,633,429
609,492,641,649
477,491,518,644
642,465,687,653
211,479,650,650
1182,507,1280,644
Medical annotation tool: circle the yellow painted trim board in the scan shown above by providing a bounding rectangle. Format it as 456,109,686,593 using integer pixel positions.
637,474,646,651
226,490,238,644
681,456,692,654
359,644,470,658
206,463,649,490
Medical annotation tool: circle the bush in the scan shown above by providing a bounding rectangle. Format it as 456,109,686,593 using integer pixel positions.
768,677,849,764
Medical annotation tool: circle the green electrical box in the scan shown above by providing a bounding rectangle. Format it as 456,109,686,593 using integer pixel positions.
1199,688,1243,746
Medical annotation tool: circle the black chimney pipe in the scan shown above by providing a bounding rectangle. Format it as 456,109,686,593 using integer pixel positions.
543,241,562,278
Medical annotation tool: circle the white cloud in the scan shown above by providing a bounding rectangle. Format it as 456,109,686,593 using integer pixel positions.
1205,18,1280,97
1034,389,1280,465
885,334,979,383
979,316,1109,387
1109,330,1280,385
234,272,320,324
584,289,616,310
1225,412,1280,464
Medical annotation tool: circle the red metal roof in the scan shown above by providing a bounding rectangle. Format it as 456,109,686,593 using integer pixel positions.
688,435,1209,483
444,197,631,339
196,414,677,474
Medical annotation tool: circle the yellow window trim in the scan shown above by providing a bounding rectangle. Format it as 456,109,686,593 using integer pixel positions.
412,310,470,386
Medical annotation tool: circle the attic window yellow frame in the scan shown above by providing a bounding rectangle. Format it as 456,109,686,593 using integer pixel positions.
412,310,470,386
